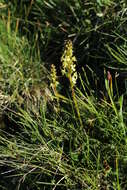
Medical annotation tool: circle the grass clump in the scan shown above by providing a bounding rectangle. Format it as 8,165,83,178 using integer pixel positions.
0,18,49,113
1,72,127,189
0,39,127,190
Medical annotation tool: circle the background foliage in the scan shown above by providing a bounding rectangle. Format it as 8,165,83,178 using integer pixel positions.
0,0,127,189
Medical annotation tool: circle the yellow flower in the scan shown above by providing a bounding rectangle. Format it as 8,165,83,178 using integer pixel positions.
72,72,78,86
50,64,59,94
61,40,77,86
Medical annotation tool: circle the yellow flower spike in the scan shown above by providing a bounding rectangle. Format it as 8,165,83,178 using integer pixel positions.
61,40,77,87
50,64,68,111
50,64,59,95
61,40,83,128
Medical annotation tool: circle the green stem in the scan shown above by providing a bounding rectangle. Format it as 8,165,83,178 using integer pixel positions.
70,75,83,129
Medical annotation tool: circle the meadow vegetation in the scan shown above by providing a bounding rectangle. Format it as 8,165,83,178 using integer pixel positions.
0,0,127,189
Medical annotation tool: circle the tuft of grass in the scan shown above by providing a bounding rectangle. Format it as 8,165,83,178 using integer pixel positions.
0,18,49,114
0,55,127,189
